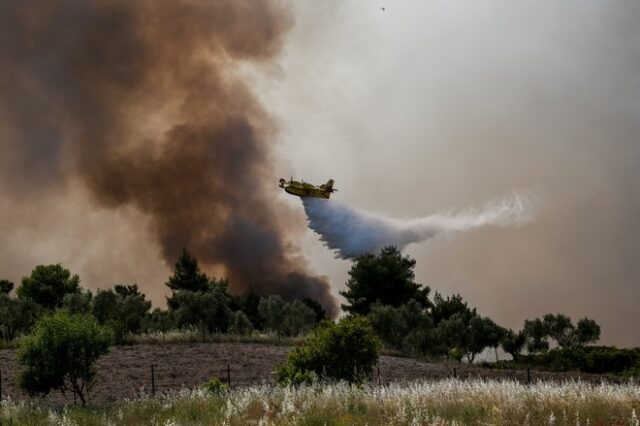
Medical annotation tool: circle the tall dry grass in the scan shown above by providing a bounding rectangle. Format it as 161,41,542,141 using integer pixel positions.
2,378,639,425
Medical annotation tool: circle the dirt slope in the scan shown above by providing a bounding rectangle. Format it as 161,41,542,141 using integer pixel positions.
0,342,620,406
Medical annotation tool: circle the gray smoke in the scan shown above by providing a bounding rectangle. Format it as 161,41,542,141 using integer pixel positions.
302,193,534,259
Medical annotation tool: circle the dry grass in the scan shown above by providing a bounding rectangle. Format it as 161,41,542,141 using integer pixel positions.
124,330,305,346
2,379,639,425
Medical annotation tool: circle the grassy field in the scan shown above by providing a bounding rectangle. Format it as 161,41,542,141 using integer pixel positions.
2,379,639,425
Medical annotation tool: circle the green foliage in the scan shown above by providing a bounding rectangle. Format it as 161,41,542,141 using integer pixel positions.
202,377,229,395
367,303,406,348
435,313,468,362
17,264,81,310
543,313,574,347
258,295,285,332
465,317,504,363
523,318,549,354
258,295,317,337
281,300,317,337
522,315,600,352
501,329,526,361
0,294,42,341
583,347,639,374
496,346,640,375
173,285,232,338
229,310,253,335
62,289,93,314
431,293,476,325
340,246,430,315
367,299,434,353
230,288,264,330
18,311,112,406
141,308,175,334
165,249,210,297
92,284,151,343
0,279,14,295
302,297,328,323
277,316,380,385
575,318,600,346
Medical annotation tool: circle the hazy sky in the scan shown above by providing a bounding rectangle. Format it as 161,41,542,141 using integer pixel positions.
1,1,639,345
259,1,640,345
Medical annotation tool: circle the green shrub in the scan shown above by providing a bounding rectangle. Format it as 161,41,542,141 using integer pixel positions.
18,311,112,405
584,347,638,374
546,347,586,372
277,316,380,385
202,377,229,395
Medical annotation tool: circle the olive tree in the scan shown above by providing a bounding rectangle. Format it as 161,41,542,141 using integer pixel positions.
18,311,112,405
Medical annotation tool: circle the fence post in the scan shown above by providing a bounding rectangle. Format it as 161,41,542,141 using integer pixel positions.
227,363,231,388
377,366,381,386
527,368,531,385
151,364,156,397
453,368,457,379
1,368,2,401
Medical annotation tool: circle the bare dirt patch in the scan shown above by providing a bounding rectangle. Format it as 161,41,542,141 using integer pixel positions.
0,342,622,406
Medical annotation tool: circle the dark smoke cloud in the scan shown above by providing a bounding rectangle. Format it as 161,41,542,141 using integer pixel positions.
0,0,337,315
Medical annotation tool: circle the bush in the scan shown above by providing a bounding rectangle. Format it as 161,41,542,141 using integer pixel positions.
229,310,253,335
202,377,229,395
18,311,112,405
584,347,638,374
277,316,380,385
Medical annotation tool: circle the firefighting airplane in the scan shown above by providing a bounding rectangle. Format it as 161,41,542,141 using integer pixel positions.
279,178,337,199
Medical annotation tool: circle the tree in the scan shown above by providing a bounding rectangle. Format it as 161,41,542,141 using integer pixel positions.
92,289,118,324
523,318,549,354
367,299,434,353
231,288,264,330
165,249,210,295
142,308,175,334
367,302,406,349
229,311,253,335
92,284,151,342
173,286,232,339
18,311,111,406
258,295,285,333
435,313,469,363
501,329,526,361
574,318,600,346
431,293,476,326
543,314,574,347
465,316,503,363
62,289,93,314
277,316,380,384
302,297,328,323
0,279,14,295
17,264,80,310
281,300,317,337
340,246,430,315
0,295,41,342
258,296,317,337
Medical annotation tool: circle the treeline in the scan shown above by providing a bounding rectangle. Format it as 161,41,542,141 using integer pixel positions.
341,246,603,365
0,250,326,345
2,245,631,376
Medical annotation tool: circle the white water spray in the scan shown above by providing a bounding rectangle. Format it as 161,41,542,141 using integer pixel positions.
302,193,535,259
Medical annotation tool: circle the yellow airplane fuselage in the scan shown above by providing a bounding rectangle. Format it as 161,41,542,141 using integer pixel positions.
279,178,335,199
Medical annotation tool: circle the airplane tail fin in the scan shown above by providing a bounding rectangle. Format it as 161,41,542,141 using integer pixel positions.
321,179,336,193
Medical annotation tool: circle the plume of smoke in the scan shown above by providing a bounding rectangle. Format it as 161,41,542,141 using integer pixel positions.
303,194,534,259
0,1,338,315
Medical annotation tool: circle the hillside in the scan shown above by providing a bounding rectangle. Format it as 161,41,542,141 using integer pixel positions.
0,342,622,406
